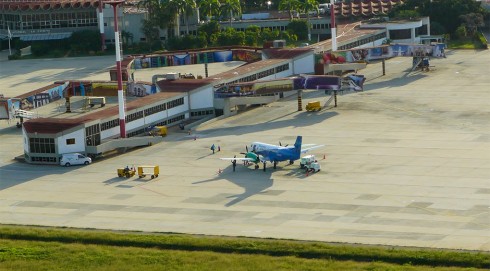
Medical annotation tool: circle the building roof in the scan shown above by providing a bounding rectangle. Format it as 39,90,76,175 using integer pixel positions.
23,48,314,135
156,78,215,93
23,90,183,135
0,0,100,11
24,118,83,134
263,48,313,59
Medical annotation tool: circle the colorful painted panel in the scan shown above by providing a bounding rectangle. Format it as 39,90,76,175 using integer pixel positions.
213,51,233,62
173,54,191,65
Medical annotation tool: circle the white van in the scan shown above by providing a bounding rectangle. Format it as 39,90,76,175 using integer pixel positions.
60,153,92,167
318,3,331,13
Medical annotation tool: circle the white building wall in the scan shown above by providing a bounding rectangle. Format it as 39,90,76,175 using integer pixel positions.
57,129,85,154
126,118,147,132
293,54,315,75
168,103,188,117
101,127,119,140
145,111,168,125
274,67,293,79
190,87,214,109
23,127,29,154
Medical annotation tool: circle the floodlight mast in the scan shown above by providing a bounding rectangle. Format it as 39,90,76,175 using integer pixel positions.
330,0,337,51
98,0,106,51
105,0,126,138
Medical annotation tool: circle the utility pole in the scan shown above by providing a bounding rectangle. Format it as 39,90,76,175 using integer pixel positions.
330,0,337,51
98,0,106,51
105,0,126,138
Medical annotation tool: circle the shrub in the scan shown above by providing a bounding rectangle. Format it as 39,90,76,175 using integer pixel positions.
69,30,101,54
287,20,309,41
8,50,21,60
474,32,488,49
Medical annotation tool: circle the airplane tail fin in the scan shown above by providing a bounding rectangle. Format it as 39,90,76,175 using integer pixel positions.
294,136,302,151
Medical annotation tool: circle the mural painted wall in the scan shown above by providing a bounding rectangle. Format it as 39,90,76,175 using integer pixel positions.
21,82,69,110
131,50,262,70
318,44,446,64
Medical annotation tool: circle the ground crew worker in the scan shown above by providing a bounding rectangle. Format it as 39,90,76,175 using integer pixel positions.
211,144,215,154
232,156,237,172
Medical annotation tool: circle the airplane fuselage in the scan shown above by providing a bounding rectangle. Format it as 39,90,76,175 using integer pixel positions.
250,142,301,163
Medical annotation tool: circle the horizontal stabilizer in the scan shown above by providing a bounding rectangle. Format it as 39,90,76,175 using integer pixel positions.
220,157,255,161
301,145,325,153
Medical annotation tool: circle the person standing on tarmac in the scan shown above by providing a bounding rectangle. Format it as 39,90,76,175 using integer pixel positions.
211,144,215,154
232,155,237,172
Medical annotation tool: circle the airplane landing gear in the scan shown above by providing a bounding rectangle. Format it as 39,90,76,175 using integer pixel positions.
273,161,277,169
263,162,266,172
289,160,294,165
255,164,259,170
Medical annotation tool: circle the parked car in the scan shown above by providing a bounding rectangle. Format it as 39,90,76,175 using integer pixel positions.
60,153,92,167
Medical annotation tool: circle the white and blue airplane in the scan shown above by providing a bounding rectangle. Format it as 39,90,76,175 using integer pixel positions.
220,136,324,171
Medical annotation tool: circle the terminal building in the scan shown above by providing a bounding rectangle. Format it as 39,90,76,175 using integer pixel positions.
0,4,437,165
0,0,405,43
19,47,318,164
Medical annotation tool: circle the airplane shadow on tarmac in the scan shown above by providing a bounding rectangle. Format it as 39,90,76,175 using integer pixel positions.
192,162,310,207
0,161,79,191
194,164,274,207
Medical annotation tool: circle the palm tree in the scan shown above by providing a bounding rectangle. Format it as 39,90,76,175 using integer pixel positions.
219,0,241,27
278,0,301,21
180,0,198,35
137,0,164,44
298,0,318,41
165,0,184,38
198,0,221,22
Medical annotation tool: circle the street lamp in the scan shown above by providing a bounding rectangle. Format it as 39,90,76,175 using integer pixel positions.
267,1,271,9
104,0,126,138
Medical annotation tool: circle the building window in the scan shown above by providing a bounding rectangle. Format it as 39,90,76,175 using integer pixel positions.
29,138,55,154
85,124,101,146
31,156,57,163
389,29,411,40
66,138,75,145
101,119,119,131
167,97,184,109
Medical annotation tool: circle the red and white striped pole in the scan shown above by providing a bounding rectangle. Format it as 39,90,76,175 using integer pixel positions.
106,1,126,138
330,0,337,51
98,0,106,51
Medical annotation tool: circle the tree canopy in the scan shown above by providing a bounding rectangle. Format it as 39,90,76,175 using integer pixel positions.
389,0,488,35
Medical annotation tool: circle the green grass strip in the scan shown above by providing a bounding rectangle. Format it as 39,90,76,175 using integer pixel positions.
0,225,488,268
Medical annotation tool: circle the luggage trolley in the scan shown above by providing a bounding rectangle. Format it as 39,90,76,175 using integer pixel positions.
137,165,159,179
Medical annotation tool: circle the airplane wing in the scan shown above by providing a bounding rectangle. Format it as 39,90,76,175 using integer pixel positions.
301,145,325,153
220,158,256,161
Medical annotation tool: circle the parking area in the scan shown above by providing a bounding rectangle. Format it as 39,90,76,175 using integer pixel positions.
0,50,489,251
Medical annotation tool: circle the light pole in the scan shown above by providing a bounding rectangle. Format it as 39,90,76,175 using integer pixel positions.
330,0,337,51
267,1,271,9
7,25,12,56
98,0,106,51
105,0,126,138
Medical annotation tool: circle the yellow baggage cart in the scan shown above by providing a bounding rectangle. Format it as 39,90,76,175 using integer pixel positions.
137,165,159,179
